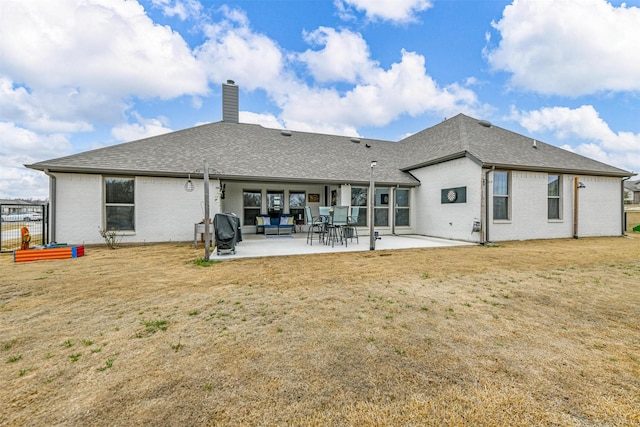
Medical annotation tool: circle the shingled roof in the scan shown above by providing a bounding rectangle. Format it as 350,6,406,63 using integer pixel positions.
398,114,631,177
27,114,632,183
27,122,415,185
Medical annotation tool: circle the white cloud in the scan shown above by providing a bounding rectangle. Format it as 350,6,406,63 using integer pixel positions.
0,77,96,134
280,50,482,132
486,0,640,96
0,164,50,199
0,122,72,199
335,0,432,23
0,0,208,99
151,0,202,20
0,122,72,159
239,112,285,130
299,27,377,83
111,113,173,142
195,11,484,135
0,0,486,197
511,105,640,172
195,7,285,91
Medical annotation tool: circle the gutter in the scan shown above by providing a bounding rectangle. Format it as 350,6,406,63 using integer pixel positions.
622,176,631,235
44,169,55,243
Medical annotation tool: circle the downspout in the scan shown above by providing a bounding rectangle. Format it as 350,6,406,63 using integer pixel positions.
573,176,579,239
483,167,494,245
622,177,631,235
44,169,56,244
391,186,396,235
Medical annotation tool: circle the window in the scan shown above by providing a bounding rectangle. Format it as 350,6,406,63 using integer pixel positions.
105,177,134,231
548,175,561,220
395,189,410,226
289,191,305,222
374,188,389,226
351,187,368,226
493,171,510,220
243,190,262,226
267,190,284,215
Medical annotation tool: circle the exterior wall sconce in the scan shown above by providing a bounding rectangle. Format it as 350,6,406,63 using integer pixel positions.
578,182,586,189
184,174,194,192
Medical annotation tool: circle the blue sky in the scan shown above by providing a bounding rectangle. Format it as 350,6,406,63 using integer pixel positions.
1,0,639,199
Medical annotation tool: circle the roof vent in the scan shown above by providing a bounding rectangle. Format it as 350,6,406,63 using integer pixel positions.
350,137,361,143
532,139,538,149
478,120,492,128
280,130,292,136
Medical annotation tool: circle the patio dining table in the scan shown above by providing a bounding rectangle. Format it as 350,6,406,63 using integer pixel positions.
324,206,349,247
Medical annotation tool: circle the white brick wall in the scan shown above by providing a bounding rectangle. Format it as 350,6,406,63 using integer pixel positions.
576,176,622,237
55,173,102,244
410,162,623,242
52,173,218,245
489,172,622,241
411,158,483,242
50,170,622,245
134,176,220,243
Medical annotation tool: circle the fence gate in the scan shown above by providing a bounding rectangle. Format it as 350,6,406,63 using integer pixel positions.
0,204,48,253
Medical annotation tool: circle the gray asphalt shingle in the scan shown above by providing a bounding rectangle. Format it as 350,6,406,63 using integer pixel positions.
27,114,632,182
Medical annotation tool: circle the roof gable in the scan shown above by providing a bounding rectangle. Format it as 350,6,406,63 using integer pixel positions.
398,114,631,177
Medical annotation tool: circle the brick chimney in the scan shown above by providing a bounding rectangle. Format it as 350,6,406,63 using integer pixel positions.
222,80,239,123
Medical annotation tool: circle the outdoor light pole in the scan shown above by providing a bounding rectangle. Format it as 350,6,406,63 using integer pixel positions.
203,160,211,261
369,160,377,250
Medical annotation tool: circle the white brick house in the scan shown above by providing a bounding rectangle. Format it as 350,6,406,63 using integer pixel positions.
27,82,633,246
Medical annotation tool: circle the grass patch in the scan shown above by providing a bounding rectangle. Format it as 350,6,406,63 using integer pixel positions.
2,340,17,351
97,359,115,372
192,258,221,267
7,354,22,363
138,319,168,337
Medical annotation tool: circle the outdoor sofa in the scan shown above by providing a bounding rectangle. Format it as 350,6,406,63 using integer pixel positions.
256,214,295,235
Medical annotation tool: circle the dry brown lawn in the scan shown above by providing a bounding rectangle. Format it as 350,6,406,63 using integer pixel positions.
1,237,639,426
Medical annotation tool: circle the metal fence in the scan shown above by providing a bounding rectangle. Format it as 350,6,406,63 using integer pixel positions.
0,204,48,253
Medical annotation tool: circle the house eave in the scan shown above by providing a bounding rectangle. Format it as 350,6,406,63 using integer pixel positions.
26,164,420,187
481,162,634,178
400,151,482,171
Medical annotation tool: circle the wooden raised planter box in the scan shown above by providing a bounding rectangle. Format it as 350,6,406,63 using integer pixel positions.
14,245,85,263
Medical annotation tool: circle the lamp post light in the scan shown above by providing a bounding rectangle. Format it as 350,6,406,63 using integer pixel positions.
369,160,377,250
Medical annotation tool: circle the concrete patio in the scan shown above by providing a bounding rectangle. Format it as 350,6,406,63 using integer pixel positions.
207,232,475,260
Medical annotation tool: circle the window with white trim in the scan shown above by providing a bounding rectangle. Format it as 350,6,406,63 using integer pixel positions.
105,177,135,231
548,174,561,220
289,191,305,222
243,189,262,226
493,171,510,220
395,189,410,226
351,187,368,226
374,188,389,226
